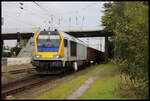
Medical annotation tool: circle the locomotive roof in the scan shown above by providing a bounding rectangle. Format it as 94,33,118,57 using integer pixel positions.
59,30,88,47
40,29,101,51
59,30,102,52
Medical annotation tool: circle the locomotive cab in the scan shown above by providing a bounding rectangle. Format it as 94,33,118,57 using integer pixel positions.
31,30,65,74
35,30,63,59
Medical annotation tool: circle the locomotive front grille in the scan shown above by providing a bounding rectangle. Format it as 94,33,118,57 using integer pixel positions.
32,60,62,68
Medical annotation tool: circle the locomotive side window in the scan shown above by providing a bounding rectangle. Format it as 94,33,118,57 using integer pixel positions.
70,41,77,56
64,39,68,47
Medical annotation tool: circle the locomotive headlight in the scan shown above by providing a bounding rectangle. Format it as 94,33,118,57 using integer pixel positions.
36,55,41,58
53,55,61,59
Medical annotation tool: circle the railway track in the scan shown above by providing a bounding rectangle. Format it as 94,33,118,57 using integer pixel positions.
1,74,59,99
2,68,35,74
1,65,83,99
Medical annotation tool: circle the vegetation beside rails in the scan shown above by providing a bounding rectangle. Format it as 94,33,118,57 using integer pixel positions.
3,72,13,79
25,69,33,74
81,64,125,99
36,64,104,99
37,63,144,100
81,63,145,100
102,1,148,99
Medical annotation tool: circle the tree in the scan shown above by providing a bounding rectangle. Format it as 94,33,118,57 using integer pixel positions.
10,44,21,57
102,1,148,98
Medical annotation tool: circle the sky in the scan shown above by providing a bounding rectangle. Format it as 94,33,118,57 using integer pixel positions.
2,1,107,48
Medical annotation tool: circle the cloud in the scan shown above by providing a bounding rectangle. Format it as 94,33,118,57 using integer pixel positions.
2,1,106,29
2,1,106,47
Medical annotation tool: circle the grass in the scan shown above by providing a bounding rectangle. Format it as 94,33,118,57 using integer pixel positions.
36,64,128,100
36,64,104,99
25,69,32,74
3,72,14,79
81,64,125,99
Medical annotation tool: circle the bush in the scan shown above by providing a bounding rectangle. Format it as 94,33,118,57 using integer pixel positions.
102,1,148,99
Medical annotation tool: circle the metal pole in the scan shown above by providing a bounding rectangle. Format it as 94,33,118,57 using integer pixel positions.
69,17,71,30
76,16,78,25
17,32,21,48
82,16,85,30
51,15,54,30
2,17,4,26
105,33,108,63
48,20,51,30
1,40,4,54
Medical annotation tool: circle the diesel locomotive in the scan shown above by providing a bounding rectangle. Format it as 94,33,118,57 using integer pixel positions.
31,29,104,74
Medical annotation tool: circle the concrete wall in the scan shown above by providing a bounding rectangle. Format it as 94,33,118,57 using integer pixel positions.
2,57,31,67
2,58,7,66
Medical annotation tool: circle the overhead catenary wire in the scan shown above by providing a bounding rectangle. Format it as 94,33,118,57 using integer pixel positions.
18,2,54,29
63,3,98,28
18,2,51,20
18,2,50,20
17,2,42,27
5,2,38,27
4,10,42,28
4,2,102,30
32,2,94,28
69,16,71,25
75,16,78,25
33,1,55,19
5,14,38,27
33,1,59,29
58,3,92,16
31,2,98,29
58,16,62,25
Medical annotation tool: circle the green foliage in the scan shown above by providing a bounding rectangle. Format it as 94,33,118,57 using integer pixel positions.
3,72,13,79
2,52,12,57
36,64,103,99
2,43,22,57
108,40,114,58
25,69,32,74
102,1,148,99
82,64,124,99
10,43,21,56
2,46,12,57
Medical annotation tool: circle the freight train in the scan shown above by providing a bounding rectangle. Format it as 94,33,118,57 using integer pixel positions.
31,29,105,74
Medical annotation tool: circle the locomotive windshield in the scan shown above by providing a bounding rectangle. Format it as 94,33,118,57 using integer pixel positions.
37,31,61,52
